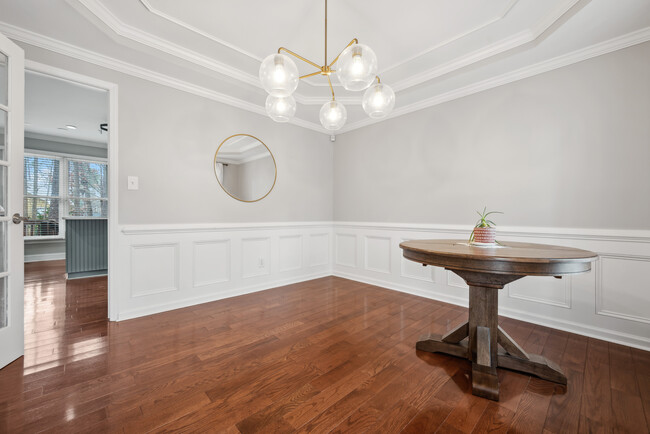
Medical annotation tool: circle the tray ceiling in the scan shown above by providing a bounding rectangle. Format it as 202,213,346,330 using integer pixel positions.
0,0,649,134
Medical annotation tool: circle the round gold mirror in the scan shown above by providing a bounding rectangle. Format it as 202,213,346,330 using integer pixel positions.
213,134,277,202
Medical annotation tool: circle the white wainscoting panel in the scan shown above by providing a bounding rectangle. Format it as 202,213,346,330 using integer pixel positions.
309,233,330,267
335,233,357,267
241,237,271,279
333,222,650,350
279,235,302,272
193,240,230,288
447,270,469,289
130,243,179,297
117,222,333,320
115,221,650,350
596,255,650,324
508,275,571,309
364,236,391,274
400,256,434,282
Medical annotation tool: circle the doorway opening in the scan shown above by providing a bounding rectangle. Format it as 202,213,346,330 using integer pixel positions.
22,63,118,371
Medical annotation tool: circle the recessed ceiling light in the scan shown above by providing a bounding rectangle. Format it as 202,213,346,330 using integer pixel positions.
65,125,77,130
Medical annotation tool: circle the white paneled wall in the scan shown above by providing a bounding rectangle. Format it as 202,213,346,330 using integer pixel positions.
114,220,650,351
332,222,650,351
116,222,332,320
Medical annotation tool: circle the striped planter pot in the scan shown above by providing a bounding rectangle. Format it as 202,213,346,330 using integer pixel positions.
473,227,496,244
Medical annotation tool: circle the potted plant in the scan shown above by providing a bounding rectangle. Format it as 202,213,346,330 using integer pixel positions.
469,207,503,244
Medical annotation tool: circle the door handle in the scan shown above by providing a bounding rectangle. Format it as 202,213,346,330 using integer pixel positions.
12,213,28,224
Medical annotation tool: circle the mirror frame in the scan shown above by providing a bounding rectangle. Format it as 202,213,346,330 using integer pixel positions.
213,133,277,203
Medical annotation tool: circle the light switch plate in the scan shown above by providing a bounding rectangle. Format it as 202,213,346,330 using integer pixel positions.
127,176,139,190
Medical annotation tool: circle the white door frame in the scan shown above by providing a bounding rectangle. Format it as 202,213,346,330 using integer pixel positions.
25,60,119,320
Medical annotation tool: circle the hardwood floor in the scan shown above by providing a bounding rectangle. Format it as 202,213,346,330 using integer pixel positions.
1,261,649,433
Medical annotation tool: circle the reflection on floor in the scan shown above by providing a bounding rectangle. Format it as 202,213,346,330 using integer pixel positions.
0,260,648,432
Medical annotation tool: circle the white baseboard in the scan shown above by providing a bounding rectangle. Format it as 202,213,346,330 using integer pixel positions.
117,271,331,321
24,253,66,263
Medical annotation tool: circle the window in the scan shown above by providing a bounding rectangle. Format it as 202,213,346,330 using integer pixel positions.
23,153,108,239
23,155,61,237
67,159,108,217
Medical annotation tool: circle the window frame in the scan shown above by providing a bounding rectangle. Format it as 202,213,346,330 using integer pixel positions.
23,151,108,241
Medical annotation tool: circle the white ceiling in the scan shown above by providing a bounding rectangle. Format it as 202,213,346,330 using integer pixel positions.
25,71,108,145
1,0,649,135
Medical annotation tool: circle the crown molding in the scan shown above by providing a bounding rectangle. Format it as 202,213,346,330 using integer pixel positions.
61,0,580,107
67,0,261,88
0,21,327,134
391,0,580,93
139,0,263,62
138,0,519,87
4,18,648,137
338,26,650,134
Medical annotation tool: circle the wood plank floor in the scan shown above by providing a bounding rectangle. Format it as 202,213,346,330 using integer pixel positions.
0,261,649,433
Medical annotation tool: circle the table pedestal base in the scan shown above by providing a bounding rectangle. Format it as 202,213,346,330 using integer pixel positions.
416,277,567,401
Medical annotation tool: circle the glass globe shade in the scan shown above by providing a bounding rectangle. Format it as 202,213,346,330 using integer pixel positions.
259,54,299,97
335,43,378,91
266,95,296,122
319,100,347,131
362,83,395,118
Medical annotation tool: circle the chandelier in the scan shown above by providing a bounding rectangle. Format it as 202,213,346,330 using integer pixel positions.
259,0,395,131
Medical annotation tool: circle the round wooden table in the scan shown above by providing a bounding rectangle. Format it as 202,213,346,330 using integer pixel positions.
400,239,598,401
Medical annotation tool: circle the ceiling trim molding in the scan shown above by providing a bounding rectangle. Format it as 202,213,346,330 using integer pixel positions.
138,0,519,80
139,0,263,62
66,0,578,100
338,26,650,134
67,0,262,88
392,0,580,93
5,19,648,137
0,21,327,134
381,0,520,74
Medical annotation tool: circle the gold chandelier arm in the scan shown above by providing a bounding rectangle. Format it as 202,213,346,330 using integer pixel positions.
328,38,359,68
278,47,322,71
327,75,335,100
375,76,381,84
300,71,322,80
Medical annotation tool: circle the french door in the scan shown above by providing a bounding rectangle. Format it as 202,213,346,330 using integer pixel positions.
0,32,25,369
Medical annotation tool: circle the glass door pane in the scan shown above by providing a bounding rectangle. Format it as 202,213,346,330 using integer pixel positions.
0,51,7,106
0,110,6,161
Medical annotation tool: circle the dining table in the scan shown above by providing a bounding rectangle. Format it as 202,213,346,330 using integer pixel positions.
399,239,598,401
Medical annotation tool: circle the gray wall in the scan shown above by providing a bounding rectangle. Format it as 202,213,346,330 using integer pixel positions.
239,155,276,201
25,136,107,159
19,42,334,225
334,42,650,230
24,240,64,260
